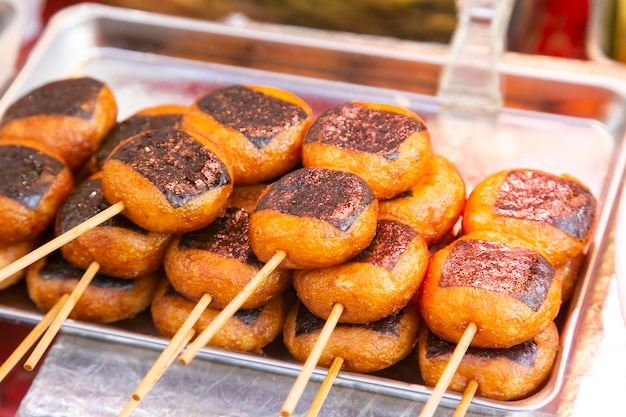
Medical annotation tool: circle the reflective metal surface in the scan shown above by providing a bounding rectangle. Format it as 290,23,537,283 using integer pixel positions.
0,3,625,416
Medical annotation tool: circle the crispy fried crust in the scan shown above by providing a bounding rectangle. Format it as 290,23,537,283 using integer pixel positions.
462,169,597,267
0,77,118,171
293,217,429,323
182,84,312,185
26,254,159,323
379,154,465,245
151,277,291,353
283,301,420,373
101,128,234,234
249,168,378,269
57,172,172,278
419,230,562,348
0,138,73,244
302,101,432,200
418,322,559,401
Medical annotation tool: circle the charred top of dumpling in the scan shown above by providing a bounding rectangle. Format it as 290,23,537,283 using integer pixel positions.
57,176,145,234
493,169,596,241
255,167,376,231
196,85,310,148
0,142,66,210
0,77,105,124
440,239,556,312
96,112,183,164
304,102,426,160
107,127,232,208
352,218,418,271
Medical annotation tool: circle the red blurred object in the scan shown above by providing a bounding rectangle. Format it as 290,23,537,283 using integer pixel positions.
42,0,101,22
508,0,590,59
533,0,589,58
0,321,39,417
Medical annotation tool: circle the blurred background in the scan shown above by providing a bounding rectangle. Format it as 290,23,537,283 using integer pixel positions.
25,0,592,61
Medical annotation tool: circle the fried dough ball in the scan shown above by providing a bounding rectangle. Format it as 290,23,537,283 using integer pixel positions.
164,205,292,309
283,301,420,373
462,169,597,267
419,230,562,348
94,104,185,169
165,182,288,308
293,217,429,323
0,77,118,171
182,84,312,185
57,172,172,278
558,253,584,303
0,138,73,244
302,101,432,200
249,167,378,269
378,154,465,245
417,322,559,401
101,127,234,234
0,240,35,290
26,251,159,323
151,278,291,353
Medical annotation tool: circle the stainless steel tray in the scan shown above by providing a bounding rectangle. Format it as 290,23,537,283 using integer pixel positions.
1,3,626,415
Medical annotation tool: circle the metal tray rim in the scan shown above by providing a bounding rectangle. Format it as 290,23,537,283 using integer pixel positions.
2,3,626,415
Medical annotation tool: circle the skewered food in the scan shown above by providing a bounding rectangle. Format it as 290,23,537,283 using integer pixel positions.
417,322,559,401
26,251,159,323
165,203,291,309
302,101,432,200
0,77,118,171
293,216,429,323
249,167,378,269
283,300,420,373
151,278,291,353
182,84,312,185
101,126,234,234
419,229,562,348
0,138,73,244
57,172,172,278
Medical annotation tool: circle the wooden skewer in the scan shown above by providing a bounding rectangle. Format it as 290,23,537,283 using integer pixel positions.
280,302,344,417
23,261,101,371
131,292,212,402
118,327,197,417
452,379,478,417
133,327,196,400
0,293,70,383
418,322,478,417
0,202,124,284
305,356,344,417
178,249,287,365
117,398,140,417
